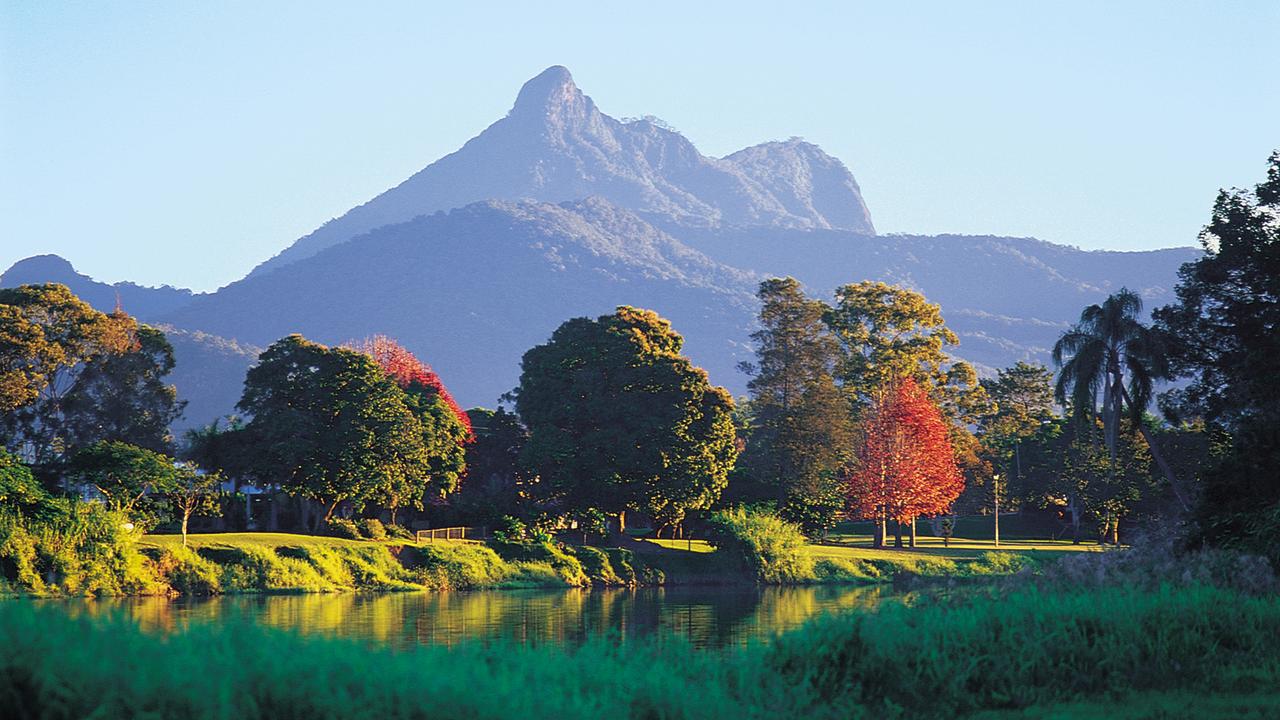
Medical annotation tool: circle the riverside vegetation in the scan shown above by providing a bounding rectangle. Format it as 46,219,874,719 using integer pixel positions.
0,501,1056,597
3,565,1278,719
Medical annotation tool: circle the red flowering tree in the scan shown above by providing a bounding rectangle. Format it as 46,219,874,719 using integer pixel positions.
847,377,963,548
347,335,472,437
345,335,473,521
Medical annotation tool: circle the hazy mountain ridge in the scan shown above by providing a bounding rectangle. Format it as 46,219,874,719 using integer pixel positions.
247,66,874,279
2,66,1199,428
0,256,256,432
161,198,760,406
1,254,199,318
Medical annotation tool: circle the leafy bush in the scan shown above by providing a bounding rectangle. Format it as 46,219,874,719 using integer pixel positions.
325,518,362,540
384,523,414,540
0,488,161,597
488,538,588,585
357,518,387,541
492,515,554,544
706,506,814,583
146,545,222,595
561,545,661,586
812,557,880,583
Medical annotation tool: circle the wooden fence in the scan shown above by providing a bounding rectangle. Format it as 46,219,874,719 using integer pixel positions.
415,526,488,543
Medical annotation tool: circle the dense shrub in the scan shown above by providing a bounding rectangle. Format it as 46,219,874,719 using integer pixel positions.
0,495,161,596
488,538,588,585
385,523,414,540
705,507,814,583
358,518,388,541
325,518,362,540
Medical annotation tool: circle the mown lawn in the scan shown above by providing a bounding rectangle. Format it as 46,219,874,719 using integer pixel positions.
643,536,1100,562
141,532,386,551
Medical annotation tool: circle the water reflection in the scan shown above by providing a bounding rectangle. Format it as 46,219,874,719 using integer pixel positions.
53,584,901,650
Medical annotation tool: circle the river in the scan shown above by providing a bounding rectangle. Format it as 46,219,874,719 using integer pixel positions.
50,584,913,650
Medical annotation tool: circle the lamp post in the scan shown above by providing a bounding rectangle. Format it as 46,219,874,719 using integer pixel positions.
993,473,1001,548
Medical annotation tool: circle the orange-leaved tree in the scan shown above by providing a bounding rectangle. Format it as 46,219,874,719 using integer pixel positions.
846,376,964,548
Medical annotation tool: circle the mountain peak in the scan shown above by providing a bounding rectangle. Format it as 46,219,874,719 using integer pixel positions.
510,65,588,120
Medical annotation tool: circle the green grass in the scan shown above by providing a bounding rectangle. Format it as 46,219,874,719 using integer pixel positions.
831,513,1073,541
131,533,669,594
640,535,1092,584
142,532,384,551
2,582,1277,719
968,692,1280,719
3,527,1101,597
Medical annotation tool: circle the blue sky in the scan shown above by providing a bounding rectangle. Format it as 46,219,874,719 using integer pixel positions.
2,1,1277,291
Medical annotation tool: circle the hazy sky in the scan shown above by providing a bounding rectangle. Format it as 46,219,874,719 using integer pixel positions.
2,1,1277,291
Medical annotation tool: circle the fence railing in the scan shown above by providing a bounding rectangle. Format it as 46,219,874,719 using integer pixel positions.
415,526,488,543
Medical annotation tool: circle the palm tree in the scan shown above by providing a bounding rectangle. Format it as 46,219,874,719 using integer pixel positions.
1053,289,1190,511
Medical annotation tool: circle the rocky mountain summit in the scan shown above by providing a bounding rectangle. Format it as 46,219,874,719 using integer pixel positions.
2,67,1196,429
248,66,874,278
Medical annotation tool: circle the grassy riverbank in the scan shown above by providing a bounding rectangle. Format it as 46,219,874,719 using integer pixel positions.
3,529,1099,597
132,533,663,594
134,531,1090,595
2,581,1277,719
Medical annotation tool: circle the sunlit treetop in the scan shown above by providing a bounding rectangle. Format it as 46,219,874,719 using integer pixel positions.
344,335,471,437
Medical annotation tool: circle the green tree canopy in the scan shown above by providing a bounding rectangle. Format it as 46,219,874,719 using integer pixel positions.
823,281,992,493
735,278,854,535
823,281,989,422
978,362,1056,479
450,407,530,526
236,335,432,523
1018,418,1155,544
1154,150,1280,545
0,284,133,462
0,449,46,509
515,306,738,532
1053,289,1186,509
62,320,185,453
67,440,178,516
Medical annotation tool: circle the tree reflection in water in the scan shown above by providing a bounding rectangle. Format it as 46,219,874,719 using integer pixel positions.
50,584,903,650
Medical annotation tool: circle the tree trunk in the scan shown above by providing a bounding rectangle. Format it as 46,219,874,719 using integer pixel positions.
1069,494,1081,544
894,521,903,549
181,510,190,547
1133,420,1192,512
617,511,626,536
1101,366,1115,457
323,498,340,525
268,491,279,532
874,507,886,549
389,506,398,527
909,517,916,548
1109,516,1120,545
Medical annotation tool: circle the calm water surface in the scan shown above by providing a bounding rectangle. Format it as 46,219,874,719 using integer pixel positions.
60,585,909,650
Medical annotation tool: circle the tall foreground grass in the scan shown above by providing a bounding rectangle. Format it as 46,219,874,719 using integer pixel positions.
3,583,1279,718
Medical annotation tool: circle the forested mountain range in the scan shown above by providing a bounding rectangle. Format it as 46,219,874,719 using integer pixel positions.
1,67,1197,429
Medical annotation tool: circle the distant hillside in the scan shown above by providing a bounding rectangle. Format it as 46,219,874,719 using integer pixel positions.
155,327,260,432
673,226,1199,373
248,66,874,279
0,257,255,431
1,254,196,318
165,198,759,406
